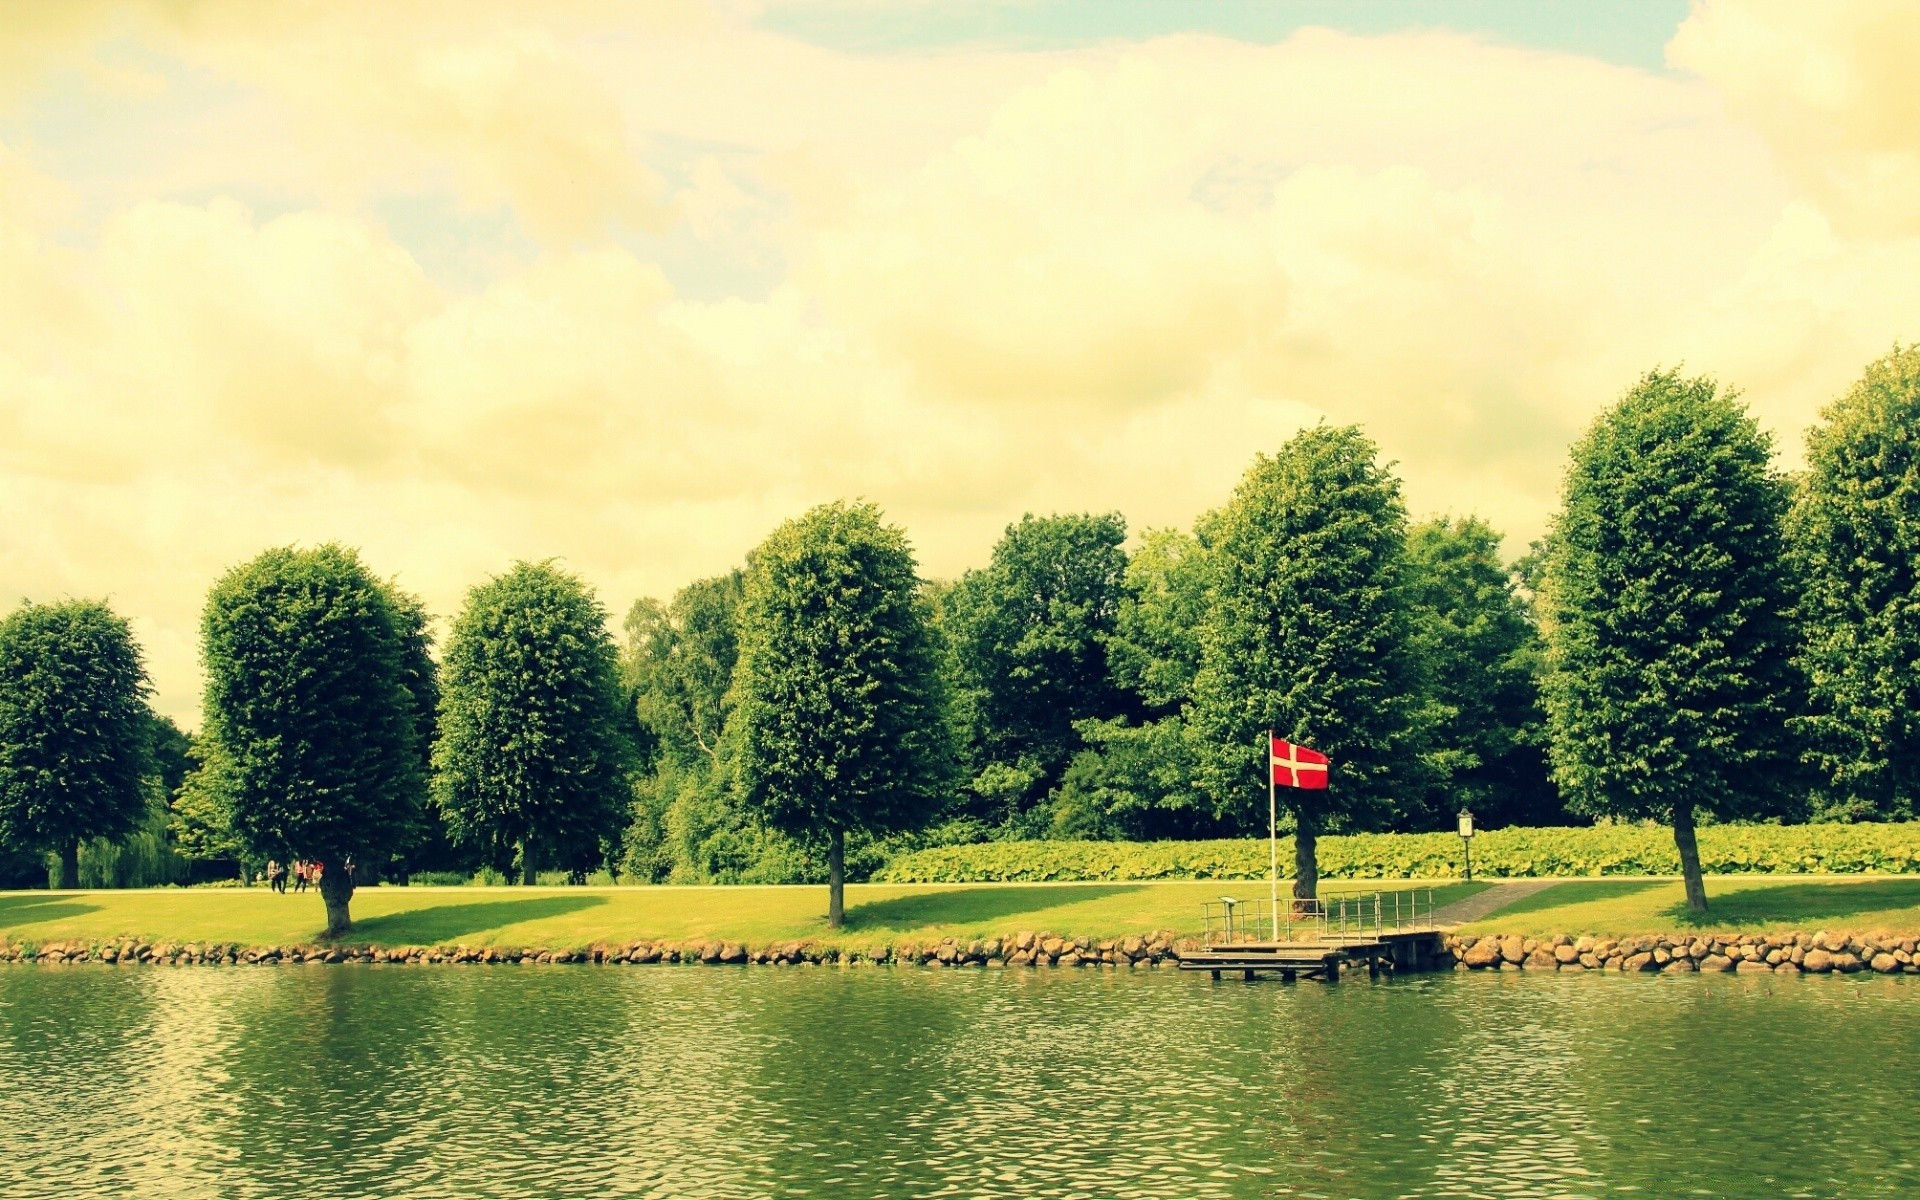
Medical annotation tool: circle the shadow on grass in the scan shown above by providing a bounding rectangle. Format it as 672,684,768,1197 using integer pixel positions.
350,894,608,944
1664,879,1920,929
0,893,101,930
1482,880,1667,921
844,885,1144,932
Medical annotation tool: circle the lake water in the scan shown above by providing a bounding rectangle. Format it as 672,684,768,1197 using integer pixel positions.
1,965,1915,1199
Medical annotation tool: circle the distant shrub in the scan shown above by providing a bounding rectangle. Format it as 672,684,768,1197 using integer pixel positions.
408,871,473,887
874,823,1920,883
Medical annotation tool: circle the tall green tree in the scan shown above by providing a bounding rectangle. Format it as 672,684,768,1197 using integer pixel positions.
1402,516,1559,828
1541,370,1801,913
434,561,634,885
1189,426,1428,899
619,571,766,883
201,546,425,934
941,512,1135,829
0,600,154,888
1790,346,1920,820
624,571,745,771
731,500,955,927
1051,528,1216,839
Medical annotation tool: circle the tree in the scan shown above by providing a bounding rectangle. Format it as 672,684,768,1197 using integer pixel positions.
433,561,634,885
1188,426,1429,900
384,590,462,882
1790,346,1920,820
1402,516,1559,828
940,512,1135,830
620,571,784,883
624,571,745,772
1540,370,1800,913
731,500,955,927
201,545,426,934
1052,528,1217,840
0,600,154,888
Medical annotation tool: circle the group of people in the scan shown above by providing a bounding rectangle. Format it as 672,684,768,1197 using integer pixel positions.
264,859,323,893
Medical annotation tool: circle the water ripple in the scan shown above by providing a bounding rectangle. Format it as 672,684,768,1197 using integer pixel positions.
1,966,1916,1198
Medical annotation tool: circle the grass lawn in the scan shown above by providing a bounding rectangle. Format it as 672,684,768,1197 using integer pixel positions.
0,879,1483,951
1467,876,1920,937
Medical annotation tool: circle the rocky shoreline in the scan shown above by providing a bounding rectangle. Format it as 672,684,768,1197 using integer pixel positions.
3,928,1916,974
0,929,1186,968
1442,930,1920,974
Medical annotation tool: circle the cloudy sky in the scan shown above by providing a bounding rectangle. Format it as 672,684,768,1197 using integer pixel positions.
4,0,1918,725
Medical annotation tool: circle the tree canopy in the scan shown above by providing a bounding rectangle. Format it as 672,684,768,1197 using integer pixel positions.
731,500,954,926
941,512,1135,830
1402,516,1557,828
433,561,635,885
1541,370,1801,912
1189,424,1428,898
0,599,154,888
200,545,426,933
1790,346,1920,821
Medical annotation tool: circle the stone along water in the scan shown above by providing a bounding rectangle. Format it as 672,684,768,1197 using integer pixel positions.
1,967,1916,1199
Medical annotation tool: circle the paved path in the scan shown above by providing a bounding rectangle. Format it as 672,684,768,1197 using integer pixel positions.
1431,880,1562,927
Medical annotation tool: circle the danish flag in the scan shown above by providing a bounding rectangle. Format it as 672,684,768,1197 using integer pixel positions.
1271,737,1330,789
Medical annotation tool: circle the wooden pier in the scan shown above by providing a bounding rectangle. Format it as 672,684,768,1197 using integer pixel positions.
1181,890,1447,982
1178,929,1446,981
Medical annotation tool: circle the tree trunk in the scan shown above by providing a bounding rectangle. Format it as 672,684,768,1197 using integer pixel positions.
1672,802,1709,913
320,865,355,938
828,827,845,929
1292,810,1318,903
522,833,537,887
58,842,80,890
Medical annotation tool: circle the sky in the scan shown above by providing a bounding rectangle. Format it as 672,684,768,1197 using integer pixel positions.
4,0,1920,727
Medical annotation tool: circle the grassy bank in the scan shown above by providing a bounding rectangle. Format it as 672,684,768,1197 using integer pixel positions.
0,879,1482,951
1459,876,1920,938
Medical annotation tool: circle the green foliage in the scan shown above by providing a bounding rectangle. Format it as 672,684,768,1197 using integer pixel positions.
876,823,1920,883
433,561,635,880
1402,516,1558,828
940,512,1135,823
1048,715,1212,840
1189,425,1430,836
1541,370,1801,911
732,501,956,845
200,545,426,867
76,795,190,888
1790,346,1920,821
1108,527,1209,712
170,735,244,862
623,571,744,771
0,599,154,883
1541,373,1801,821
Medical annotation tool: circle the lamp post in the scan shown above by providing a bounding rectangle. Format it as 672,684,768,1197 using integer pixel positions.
1457,808,1476,882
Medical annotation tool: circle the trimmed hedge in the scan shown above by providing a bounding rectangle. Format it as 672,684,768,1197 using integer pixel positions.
874,823,1920,883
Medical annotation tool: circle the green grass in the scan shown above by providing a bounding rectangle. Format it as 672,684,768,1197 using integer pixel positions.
1466,876,1920,937
0,880,1483,951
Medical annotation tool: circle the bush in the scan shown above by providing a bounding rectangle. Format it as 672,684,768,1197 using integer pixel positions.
874,823,1920,882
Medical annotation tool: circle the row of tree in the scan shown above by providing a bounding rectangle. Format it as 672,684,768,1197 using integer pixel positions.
616,350,1920,914
1,349,1916,920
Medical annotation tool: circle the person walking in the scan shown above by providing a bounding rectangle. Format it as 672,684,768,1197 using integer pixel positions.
292,860,309,893
266,859,285,894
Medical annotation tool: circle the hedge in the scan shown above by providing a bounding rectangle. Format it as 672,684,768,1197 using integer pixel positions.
873,823,1920,883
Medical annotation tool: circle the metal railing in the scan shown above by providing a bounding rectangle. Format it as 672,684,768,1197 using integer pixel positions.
1201,887,1438,946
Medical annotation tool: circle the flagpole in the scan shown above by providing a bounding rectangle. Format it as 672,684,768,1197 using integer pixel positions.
1268,730,1279,942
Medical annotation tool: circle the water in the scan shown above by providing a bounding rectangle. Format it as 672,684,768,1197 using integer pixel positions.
1,966,1915,1199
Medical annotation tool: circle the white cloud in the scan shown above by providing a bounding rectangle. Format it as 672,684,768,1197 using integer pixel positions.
4,3,1920,722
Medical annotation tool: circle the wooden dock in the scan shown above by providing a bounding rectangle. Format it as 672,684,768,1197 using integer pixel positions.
1178,930,1447,982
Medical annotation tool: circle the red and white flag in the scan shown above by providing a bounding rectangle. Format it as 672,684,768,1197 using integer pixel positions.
1271,737,1330,789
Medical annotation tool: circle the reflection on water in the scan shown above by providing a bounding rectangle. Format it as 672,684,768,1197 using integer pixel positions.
2,965,1916,1199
